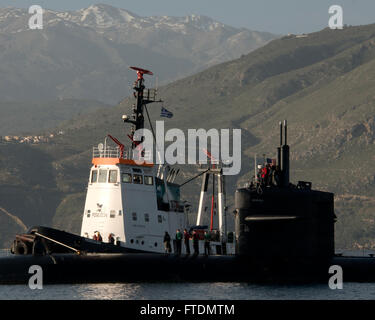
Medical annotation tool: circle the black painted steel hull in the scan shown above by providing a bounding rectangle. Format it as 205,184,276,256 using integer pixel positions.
1,252,374,284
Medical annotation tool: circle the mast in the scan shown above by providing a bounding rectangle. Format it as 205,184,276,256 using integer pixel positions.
122,67,161,149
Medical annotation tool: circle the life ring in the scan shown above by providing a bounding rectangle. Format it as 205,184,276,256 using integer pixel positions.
14,241,29,255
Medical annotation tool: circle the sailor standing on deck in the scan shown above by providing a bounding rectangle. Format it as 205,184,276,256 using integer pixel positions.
97,232,103,242
183,229,190,254
175,229,182,255
164,232,171,253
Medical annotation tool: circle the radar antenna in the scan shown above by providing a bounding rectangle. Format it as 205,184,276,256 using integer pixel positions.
122,66,162,149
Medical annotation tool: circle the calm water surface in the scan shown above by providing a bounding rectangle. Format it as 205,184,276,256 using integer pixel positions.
1,282,375,300
1,250,375,300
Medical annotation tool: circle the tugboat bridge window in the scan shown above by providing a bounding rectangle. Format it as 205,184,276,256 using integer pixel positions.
133,174,143,184
144,176,154,185
98,169,108,183
108,170,118,183
122,173,132,183
91,170,98,183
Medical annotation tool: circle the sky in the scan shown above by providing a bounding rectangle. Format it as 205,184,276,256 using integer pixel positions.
1,0,375,34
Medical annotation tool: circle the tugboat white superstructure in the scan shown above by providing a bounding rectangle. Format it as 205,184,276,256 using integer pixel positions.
81,141,187,253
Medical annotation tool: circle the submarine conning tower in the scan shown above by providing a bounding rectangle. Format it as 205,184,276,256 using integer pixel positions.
234,121,336,264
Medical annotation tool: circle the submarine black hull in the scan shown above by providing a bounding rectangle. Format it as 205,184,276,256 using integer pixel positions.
0,252,374,284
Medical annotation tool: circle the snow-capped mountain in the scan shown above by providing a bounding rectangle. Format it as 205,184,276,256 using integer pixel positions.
0,4,232,33
0,4,278,103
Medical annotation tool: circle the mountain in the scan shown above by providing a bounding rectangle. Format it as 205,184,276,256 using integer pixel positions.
2,23,375,249
0,99,110,136
0,4,277,104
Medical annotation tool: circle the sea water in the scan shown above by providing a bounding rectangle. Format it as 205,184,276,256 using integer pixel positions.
0,250,375,300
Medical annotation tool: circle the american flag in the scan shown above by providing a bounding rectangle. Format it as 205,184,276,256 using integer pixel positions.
160,107,173,118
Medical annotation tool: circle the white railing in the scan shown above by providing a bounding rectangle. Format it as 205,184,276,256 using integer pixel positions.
93,146,129,159
92,146,153,162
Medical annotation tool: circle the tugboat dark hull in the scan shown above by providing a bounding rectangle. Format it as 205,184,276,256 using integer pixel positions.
11,226,142,256
1,252,375,284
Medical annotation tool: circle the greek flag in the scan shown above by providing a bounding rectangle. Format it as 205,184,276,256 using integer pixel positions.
160,107,173,118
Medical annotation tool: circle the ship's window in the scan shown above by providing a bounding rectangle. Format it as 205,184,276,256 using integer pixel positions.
98,169,108,183
132,168,142,173
122,173,132,183
108,170,118,183
154,242,157,247
133,174,143,184
91,170,98,183
132,212,137,221
144,176,154,185
157,215,162,223
130,239,134,244
144,213,149,222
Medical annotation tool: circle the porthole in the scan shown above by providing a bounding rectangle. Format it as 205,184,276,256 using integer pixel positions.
130,239,134,244
141,241,144,245
154,242,157,247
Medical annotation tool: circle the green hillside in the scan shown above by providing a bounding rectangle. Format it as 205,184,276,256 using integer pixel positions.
1,24,375,249
0,99,110,136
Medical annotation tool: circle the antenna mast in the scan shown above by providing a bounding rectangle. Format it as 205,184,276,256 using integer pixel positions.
122,67,162,149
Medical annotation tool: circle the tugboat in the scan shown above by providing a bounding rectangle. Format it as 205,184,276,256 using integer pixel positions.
10,67,235,257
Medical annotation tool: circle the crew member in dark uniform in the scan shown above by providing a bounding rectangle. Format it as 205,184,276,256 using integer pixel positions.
97,232,103,242
183,229,190,254
175,229,182,255
108,233,115,245
164,232,171,253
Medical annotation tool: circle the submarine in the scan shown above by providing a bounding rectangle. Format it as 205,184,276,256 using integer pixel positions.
1,67,375,284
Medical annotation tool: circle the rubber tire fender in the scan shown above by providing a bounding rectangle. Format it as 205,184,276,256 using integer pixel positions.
15,241,28,255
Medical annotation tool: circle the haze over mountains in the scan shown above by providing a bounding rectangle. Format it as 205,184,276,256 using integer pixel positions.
0,4,276,104
1,4,375,250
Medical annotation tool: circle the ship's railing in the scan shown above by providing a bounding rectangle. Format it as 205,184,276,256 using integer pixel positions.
93,146,130,159
143,88,158,102
92,146,153,162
